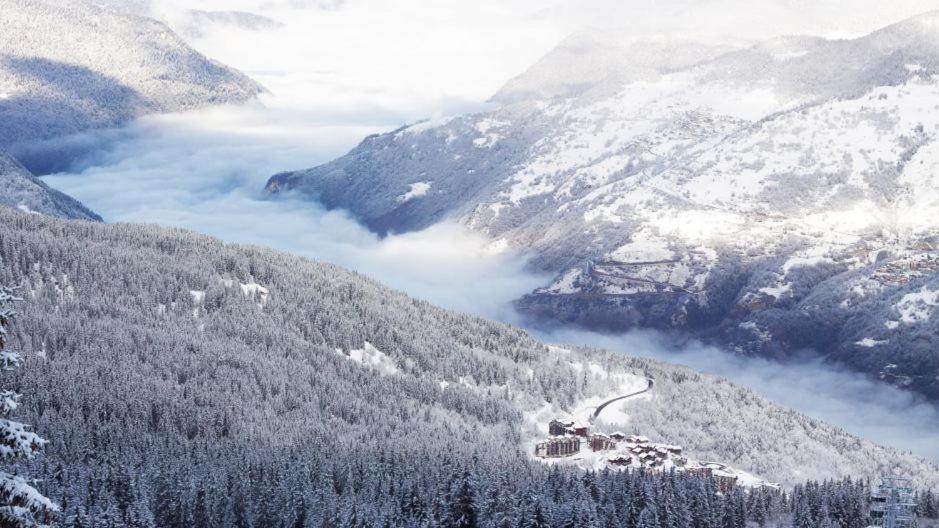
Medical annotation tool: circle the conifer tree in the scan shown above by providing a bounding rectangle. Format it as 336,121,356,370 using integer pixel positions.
0,286,57,527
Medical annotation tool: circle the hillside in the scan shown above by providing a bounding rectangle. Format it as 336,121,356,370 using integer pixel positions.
0,207,936,522
0,0,261,167
0,152,100,221
265,12,939,401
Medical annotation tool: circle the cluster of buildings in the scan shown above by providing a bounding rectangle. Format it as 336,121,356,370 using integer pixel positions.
871,252,939,286
534,418,739,492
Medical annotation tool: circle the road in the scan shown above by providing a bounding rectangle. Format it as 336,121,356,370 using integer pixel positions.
590,377,654,424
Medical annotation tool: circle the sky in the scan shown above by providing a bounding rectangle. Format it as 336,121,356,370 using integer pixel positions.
42,0,939,461
148,0,939,122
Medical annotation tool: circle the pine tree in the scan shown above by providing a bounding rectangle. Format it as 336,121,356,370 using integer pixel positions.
0,286,57,527
638,504,661,528
449,469,478,528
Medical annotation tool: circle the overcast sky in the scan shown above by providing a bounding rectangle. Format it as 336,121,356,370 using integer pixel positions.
150,0,939,124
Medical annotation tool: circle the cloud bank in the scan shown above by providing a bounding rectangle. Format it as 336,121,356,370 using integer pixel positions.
43,106,548,319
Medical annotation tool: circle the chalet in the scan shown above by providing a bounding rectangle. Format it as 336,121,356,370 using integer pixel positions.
588,434,616,452
663,445,683,455
608,456,631,466
673,456,688,467
627,435,649,444
549,418,575,436
535,436,581,458
609,432,626,441
572,422,590,437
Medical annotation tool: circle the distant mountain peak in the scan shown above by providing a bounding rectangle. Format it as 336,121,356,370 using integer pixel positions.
0,152,101,221
0,0,262,166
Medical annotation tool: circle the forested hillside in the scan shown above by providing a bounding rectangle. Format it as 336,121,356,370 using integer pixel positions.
0,152,100,221
0,208,935,526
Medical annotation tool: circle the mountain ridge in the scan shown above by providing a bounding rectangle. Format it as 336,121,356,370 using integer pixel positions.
0,152,101,221
265,11,939,401
0,0,262,171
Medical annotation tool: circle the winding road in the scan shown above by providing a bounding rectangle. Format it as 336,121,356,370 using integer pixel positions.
590,377,655,424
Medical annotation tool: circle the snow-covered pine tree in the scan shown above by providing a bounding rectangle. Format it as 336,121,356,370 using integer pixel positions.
0,286,57,527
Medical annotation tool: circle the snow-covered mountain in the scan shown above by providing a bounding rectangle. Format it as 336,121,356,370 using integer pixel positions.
0,152,100,221
267,12,939,401
2,207,937,506
0,0,261,163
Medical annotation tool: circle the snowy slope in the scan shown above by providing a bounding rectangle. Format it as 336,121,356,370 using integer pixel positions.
267,12,939,401
2,207,938,490
491,30,742,104
0,152,101,221
0,0,261,156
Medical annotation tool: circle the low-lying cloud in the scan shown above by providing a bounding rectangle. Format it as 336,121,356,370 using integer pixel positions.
43,106,548,319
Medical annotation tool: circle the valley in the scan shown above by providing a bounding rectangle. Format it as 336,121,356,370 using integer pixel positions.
0,1,937,525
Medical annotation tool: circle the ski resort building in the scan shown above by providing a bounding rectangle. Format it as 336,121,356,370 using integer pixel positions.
535,436,581,458
589,433,616,452
608,456,632,466
548,419,575,436
548,417,589,437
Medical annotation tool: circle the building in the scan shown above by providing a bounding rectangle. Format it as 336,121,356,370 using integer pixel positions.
608,455,632,466
589,434,616,452
684,467,713,479
610,432,626,441
663,445,683,455
535,436,581,458
549,419,575,436
714,474,738,493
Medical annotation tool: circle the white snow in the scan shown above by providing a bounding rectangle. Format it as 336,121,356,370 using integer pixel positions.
472,117,508,148
240,281,270,306
396,181,432,203
855,338,887,347
782,255,834,273
341,342,400,376
542,268,582,295
894,286,939,324
524,371,649,434
15,204,38,215
189,290,205,318
759,282,792,298
609,230,674,262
